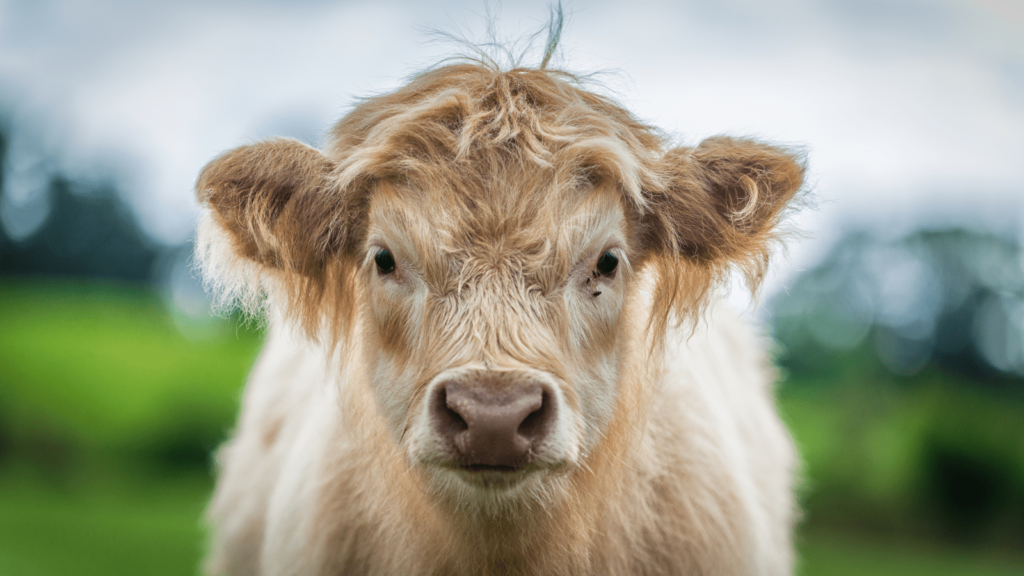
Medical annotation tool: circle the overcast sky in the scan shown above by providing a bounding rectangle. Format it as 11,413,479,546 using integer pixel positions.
1,0,1023,298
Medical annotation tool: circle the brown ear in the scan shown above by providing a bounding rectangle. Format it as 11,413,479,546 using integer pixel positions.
639,136,805,333
643,136,805,266
196,138,355,277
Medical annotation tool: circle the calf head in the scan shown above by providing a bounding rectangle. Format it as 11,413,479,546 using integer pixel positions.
196,64,804,512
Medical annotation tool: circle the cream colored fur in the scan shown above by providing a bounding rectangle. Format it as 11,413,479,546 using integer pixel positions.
205,296,796,575
196,59,803,576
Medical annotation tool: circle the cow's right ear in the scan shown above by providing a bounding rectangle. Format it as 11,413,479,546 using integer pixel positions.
196,138,355,277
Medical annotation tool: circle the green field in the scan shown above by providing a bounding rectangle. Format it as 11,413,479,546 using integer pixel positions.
0,280,262,455
1,279,1021,574
1,472,1022,576
0,470,210,576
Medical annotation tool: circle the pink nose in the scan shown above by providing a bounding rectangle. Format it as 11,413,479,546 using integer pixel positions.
431,375,555,470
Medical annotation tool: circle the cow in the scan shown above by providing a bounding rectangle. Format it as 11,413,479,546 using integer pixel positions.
194,33,805,576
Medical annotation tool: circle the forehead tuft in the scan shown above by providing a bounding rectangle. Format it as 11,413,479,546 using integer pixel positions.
324,63,665,210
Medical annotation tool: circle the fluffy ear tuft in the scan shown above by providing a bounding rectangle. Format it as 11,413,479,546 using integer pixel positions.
642,136,805,329
195,138,364,342
196,138,347,276
645,136,805,263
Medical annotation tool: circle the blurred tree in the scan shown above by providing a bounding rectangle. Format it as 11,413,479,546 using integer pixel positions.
771,227,1024,385
0,176,159,282
0,122,160,283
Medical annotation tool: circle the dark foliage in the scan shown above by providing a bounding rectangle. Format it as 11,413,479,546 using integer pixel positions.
772,228,1024,384
0,125,160,282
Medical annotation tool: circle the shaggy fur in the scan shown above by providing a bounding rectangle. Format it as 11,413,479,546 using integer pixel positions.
196,51,804,576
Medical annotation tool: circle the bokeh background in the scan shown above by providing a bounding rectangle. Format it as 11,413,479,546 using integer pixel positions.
2,1,1023,574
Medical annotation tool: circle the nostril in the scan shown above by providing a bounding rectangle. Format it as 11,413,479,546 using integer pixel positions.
442,387,469,432
516,392,549,440
445,405,468,432
432,386,469,436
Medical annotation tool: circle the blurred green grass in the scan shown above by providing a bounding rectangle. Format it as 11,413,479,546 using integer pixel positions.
0,280,262,454
780,360,1024,544
1,279,1022,575
797,528,1024,576
0,468,209,576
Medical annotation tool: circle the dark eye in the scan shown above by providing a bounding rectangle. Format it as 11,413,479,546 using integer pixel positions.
596,251,618,276
374,249,395,275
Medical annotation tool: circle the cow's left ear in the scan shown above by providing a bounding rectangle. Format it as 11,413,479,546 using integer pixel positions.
642,136,805,266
